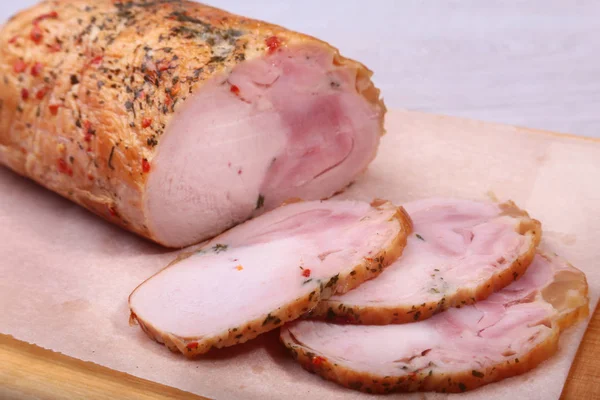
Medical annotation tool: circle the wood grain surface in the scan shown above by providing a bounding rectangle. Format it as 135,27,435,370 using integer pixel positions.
0,333,204,400
561,306,600,399
0,306,597,399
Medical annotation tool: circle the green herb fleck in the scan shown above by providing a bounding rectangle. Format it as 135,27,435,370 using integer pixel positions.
303,279,313,285
212,243,228,253
472,370,484,378
256,194,265,209
413,311,421,321
416,234,425,241
262,313,280,326
326,308,336,320
458,383,467,392
108,146,115,170
325,274,339,288
147,136,158,147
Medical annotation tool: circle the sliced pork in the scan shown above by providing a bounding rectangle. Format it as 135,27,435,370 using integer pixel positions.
310,199,541,324
129,200,412,357
0,1,385,247
281,253,589,394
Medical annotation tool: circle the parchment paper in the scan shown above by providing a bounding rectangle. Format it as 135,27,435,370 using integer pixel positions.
1,110,599,400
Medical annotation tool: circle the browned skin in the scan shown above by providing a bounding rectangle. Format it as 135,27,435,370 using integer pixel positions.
129,201,413,358
0,0,385,246
309,201,542,325
281,253,589,394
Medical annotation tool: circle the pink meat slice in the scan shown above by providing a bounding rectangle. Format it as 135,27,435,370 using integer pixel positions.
145,46,383,247
280,253,589,394
129,200,412,357
311,198,541,324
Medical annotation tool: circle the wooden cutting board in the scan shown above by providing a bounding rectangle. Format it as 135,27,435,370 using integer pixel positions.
1,110,599,400
1,299,597,399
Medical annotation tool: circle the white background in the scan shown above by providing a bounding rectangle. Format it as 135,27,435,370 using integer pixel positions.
2,1,598,138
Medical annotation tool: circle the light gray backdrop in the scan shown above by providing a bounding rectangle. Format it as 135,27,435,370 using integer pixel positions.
2,1,598,138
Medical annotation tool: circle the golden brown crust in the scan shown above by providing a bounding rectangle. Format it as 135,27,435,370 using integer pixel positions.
129,202,412,358
310,201,542,325
0,0,385,245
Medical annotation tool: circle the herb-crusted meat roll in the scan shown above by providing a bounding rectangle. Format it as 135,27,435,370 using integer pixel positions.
0,0,385,247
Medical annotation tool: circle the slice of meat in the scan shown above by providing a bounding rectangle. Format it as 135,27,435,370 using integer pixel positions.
280,253,589,394
0,1,385,248
310,198,541,324
129,200,412,357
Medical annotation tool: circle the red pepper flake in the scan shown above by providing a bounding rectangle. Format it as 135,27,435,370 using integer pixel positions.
302,269,311,278
312,356,325,367
170,82,181,97
36,87,48,100
49,42,62,53
84,133,93,142
265,36,282,54
33,11,58,25
144,70,157,85
108,206,117,217
83,120,93,133
141,118,152,128
8,35,19,44
230,84,240,95
14,60,27,73
31,62,44,77
21,88,29,101
57,158,73,176
49,104,60,115
90,55,103,65
87,174,94,181
30,25,43,44
142,158,151,173
237,168,242,175
186,342,199,351
164,96,172,107
157,60,171,72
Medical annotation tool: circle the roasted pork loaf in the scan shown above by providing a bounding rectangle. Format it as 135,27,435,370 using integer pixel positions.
0,1,385,247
